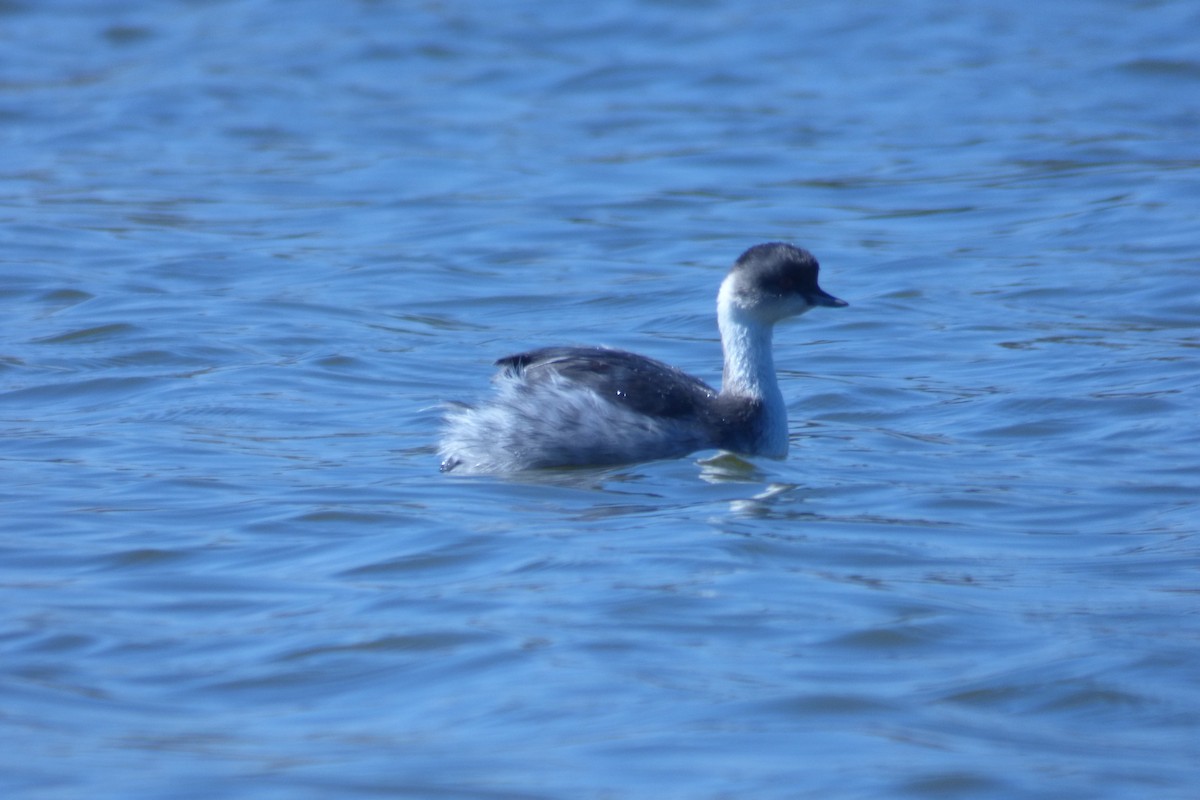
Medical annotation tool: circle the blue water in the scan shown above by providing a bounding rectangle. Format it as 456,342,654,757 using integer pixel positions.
2,1,1198,797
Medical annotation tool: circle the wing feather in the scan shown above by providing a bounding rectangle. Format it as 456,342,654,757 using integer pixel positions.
495,346,718,421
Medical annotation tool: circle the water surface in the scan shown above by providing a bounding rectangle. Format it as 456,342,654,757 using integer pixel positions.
2,1,1198,798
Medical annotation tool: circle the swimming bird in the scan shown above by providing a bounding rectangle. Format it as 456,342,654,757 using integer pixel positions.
439,242,847,473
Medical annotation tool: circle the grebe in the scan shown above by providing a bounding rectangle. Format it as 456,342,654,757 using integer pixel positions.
439,242,847,473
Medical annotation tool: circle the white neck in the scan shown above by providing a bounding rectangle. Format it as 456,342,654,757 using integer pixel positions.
717,279,788,456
